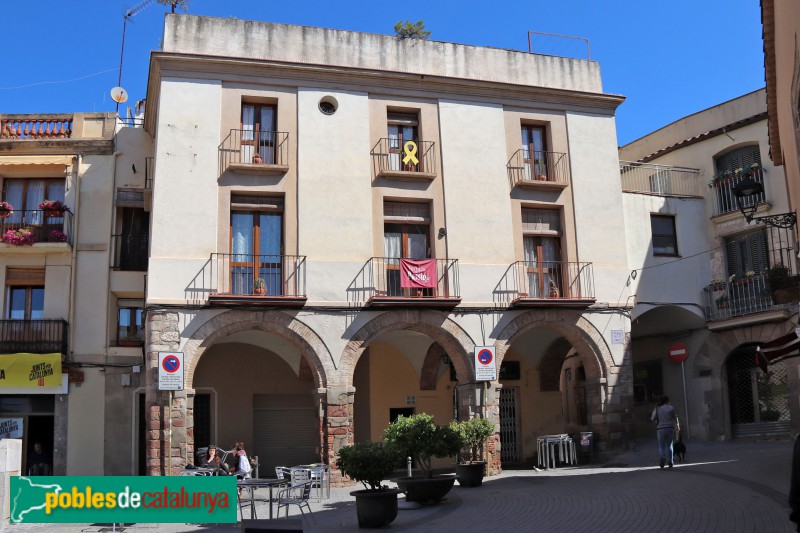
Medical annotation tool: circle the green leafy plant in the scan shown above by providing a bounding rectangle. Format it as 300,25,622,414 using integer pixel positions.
394,20,431,39
383,413,460,479
336,441,400,491
254,278,266,289
451,417,495,464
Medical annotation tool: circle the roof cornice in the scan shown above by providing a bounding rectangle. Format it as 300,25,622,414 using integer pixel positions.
761,0,782,165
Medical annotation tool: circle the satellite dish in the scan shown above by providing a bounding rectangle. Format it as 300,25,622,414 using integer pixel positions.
110,86,129,104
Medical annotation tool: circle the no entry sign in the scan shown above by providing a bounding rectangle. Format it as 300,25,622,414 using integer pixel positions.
159,352,184,391
668,342,689,363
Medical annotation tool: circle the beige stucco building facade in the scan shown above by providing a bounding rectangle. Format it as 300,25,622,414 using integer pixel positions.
136,14,633,482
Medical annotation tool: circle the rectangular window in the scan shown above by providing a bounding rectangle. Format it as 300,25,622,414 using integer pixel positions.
522,208,562,298
2,178,65,227
230,195,284,296
651,215,678,256
521,125,548,180
241,103,278,164
725,230,769,277
5,269,45,320
387,112,419,172
118,207,149,271
117,300,144,345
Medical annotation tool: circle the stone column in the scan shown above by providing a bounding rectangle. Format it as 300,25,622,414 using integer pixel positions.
325,386,354,487
145,311,183,476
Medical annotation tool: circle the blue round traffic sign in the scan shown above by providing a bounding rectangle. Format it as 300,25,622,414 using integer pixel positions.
478,349,493,365
162,354,180,373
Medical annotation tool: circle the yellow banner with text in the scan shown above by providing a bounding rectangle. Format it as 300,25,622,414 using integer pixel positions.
0,353,61,387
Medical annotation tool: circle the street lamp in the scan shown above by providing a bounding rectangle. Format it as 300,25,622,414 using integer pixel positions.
731,176,797,229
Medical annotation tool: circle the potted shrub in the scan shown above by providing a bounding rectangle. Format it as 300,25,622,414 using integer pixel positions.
39,199,66,217
0,201,14,219
451,417,495,487
383,413,461,504
336,441,402,528
253,277,266,295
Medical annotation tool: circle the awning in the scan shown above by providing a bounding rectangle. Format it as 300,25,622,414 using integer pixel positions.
756,327,800,372
0,156,74,166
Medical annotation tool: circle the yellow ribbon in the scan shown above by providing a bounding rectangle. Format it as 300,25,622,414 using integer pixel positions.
402,141,419,165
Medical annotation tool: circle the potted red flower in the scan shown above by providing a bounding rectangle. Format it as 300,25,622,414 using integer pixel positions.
0,201,14,219
39,200,66,217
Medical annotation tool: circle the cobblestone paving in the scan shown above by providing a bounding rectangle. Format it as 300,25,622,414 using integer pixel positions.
6,438,796,532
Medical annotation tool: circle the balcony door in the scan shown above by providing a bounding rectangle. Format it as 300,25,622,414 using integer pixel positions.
231,207,283,296
4,269,46,352
521,125,547,180
387,112,419,172
384,223,430,297
2,179,65,226
242,104,277,164
524,236,562,298
119,208,149,271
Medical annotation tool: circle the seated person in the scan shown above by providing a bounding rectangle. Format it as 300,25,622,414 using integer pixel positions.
27,442,52,476
230,441,252,479
201,445,229,475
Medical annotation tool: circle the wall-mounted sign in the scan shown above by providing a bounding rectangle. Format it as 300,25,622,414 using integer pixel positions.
0,353,61,387
158,352,184,391
611,329,624,345
0,418,22,438
474,346,497,381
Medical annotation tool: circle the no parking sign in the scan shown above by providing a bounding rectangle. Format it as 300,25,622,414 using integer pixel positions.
474,346,497,381
159,352,184,391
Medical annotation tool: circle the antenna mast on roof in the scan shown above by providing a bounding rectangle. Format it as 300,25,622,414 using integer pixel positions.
114,0,153,113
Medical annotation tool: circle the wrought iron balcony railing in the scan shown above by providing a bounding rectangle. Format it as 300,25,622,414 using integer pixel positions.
371,138,436,178
495,261,595,306
1,115,73,139
219,129,290,174
705,273,791,321
111,233,149,271
710,169,766,216
352,257,460,306
507,150,569,187
0,210,73,246
0,319,68,354
208,253,306,303
619,161,703,197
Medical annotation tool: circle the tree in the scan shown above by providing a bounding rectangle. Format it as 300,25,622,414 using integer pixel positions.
394,20,431,40
157,0,190,13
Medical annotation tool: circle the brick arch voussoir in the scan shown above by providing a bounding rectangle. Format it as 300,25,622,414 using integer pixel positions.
182,310,332,390
495,310,609,383
700,321,797,372
340,310,475,385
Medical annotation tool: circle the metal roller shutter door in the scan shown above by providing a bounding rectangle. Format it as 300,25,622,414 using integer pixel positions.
253,402,318,477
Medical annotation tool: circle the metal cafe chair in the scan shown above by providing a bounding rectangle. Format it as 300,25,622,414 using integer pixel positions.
275,480,315,522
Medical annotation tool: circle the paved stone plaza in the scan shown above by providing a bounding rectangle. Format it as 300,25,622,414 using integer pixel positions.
6,438,796,532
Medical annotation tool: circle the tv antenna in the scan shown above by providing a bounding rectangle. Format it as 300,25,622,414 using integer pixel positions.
113,0,153,113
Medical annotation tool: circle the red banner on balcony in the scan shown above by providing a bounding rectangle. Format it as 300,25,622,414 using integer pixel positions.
400,259,437,289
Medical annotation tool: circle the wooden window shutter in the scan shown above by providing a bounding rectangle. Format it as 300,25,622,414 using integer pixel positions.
521,208,561,235
5,268,45,286
230,194,284,212
383,201,430,222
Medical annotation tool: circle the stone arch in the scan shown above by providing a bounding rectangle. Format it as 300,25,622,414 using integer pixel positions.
340,310,475,385
183,309,334,389
695,320,797,439
420,343,447,390
494,310,612,383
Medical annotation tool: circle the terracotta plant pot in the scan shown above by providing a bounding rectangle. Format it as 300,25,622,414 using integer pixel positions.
252,154,263,164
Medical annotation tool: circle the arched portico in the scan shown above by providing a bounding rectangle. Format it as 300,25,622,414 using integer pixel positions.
145,310,334,476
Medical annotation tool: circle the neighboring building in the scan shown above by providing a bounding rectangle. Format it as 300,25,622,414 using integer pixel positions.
0,112,151,474
138,14,632,481
620,88,798,441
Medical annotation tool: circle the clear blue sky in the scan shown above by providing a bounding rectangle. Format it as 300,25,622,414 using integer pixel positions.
1,0,765,146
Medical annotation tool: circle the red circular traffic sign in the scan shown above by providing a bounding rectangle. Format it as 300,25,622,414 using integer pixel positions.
477,349,493,365
162,354,181,373
668,342,689,363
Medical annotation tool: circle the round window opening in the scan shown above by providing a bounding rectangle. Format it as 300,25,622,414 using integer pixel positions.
318,96,338,116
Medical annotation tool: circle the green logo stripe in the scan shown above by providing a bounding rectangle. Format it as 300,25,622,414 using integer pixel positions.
10,476,237,523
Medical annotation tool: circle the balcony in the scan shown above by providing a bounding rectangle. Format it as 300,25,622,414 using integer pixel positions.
705,273,792,322
619,161,703,197
494,261,595,308
207,253,306,306
111,234,148,271
354,257,461,307
710,168,765,216
219,129,290,175
371,138,437,181
507,150,569,189
0,210,73,248
0,319,68,354
1,116,72,139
